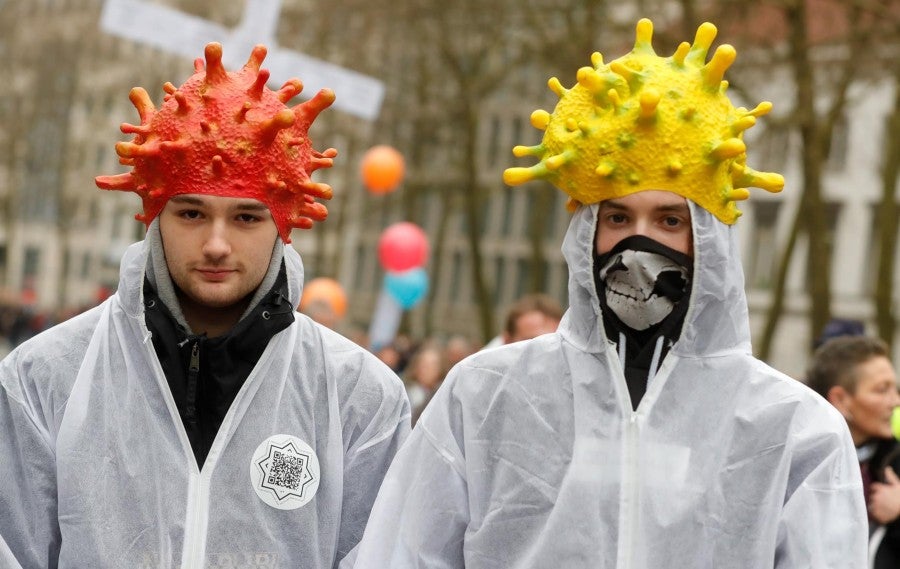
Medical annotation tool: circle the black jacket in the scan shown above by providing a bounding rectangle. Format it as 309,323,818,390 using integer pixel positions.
143,264,295,467
866,437,900,569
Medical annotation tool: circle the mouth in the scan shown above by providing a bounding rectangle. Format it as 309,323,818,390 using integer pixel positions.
196,268,235,281
606,281,653,302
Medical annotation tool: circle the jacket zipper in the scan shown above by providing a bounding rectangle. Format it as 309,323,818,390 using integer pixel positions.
185,340,200,425
184,340,207,567
609,341,640,569
623,412,639,569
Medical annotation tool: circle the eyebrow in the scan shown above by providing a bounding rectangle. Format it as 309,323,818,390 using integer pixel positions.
168,195,270,212
600,199,690,215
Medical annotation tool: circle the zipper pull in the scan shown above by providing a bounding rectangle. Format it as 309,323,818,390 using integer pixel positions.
185,340,200,423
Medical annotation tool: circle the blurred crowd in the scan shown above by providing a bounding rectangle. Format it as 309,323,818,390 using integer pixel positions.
341,292,565,424
0,291,565,425
0,301,97,359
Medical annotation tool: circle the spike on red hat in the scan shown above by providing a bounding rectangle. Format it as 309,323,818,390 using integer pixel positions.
95,42,337,243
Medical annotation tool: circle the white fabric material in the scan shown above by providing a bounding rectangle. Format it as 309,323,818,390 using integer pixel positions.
352,202,867,568
0,240,410,569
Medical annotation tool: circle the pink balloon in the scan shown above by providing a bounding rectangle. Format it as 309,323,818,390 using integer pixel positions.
378,222,429,271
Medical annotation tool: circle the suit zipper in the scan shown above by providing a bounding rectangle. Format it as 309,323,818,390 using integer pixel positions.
186,340,200,424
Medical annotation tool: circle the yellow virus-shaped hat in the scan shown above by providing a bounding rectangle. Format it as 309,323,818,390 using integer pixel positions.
503,18,784,224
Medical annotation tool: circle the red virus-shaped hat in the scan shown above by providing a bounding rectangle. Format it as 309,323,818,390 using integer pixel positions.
95,42,337,243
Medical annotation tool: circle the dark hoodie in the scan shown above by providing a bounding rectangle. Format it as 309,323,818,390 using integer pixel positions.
143,265,294,467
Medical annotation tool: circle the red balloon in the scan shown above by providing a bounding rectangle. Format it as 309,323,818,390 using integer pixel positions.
378,222,429,271
300,277,348,318
361,145,405,194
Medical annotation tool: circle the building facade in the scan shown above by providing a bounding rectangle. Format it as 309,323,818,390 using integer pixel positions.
0,0,897,378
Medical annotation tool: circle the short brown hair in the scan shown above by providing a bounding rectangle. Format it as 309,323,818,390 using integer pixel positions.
806,336,889,398
504,293,564,337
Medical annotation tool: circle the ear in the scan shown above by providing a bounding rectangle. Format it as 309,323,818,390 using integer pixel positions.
826,385,853,419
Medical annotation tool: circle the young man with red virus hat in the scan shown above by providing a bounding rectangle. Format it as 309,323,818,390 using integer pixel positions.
0,43,409,569
350,19,866,568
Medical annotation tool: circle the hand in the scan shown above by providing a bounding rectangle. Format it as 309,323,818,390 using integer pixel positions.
869,467,900,524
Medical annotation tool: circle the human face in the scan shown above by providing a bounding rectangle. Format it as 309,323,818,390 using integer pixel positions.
506,311,561,343
596,190,693,256
843,356,900,445
159,194,279,313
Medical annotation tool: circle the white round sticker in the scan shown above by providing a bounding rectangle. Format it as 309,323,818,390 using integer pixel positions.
250,434,320,510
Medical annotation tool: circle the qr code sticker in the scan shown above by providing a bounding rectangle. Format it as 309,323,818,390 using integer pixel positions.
267,450,303,489
251,434,319,509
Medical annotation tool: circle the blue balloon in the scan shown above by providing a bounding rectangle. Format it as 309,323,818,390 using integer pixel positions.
384,268,429,310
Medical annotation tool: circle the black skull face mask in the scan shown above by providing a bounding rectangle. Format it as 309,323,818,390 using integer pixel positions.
594,235,693,331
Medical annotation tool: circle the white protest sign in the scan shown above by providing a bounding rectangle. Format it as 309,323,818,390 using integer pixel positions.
100,0,384,120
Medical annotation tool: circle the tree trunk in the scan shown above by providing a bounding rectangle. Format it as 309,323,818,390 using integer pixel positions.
462,103,495,343
875,74,900,347
528,185,553,293
757,199,805,361
788,1,833,342
423,188,453,337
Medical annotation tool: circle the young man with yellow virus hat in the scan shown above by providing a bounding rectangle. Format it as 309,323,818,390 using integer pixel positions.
349,19,866,568
0,43,409,568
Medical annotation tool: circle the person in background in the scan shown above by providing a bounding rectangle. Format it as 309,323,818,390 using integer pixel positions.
444,334,477,369
300,298,341,330
813,317,866,350
403,341,448,425
0,42,408,569
502,293,564,344
350,18,866,568
807,335,900,568
481,293,565,350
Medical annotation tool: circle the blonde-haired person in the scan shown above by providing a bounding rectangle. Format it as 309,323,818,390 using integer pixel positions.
808,335,900,568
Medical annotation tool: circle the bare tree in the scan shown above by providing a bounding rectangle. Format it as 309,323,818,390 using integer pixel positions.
381,1,541,342
875,60,900,347
742,0,890,358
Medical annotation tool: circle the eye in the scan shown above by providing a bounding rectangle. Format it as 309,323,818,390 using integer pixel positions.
178,209,202,220
607,213,628,224
236,213,260,223
661,215,688,228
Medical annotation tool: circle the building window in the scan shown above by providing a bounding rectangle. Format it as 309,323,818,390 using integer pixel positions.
515,258,530,299
758,127,790,174
747,201,781,289
804,201,842,288
864,202,900,294
493,257,506,305
827,114,849,172
487,115,501,167
450,250,465,303
501,188,514,237
23,247,40,279
81,252,92,280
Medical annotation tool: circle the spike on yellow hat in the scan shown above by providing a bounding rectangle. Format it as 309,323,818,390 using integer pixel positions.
503,18,784,224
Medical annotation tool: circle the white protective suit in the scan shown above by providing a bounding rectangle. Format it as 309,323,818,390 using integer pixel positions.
0,240,410,569
352,202,867,568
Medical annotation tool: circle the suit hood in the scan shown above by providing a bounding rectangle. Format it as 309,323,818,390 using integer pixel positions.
557,200,751,357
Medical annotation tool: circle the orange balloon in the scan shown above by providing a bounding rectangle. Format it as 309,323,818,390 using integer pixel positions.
300,277,348,318
361,145,405,194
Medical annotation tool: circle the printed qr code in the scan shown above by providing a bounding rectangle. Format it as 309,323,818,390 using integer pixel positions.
266,450,303,490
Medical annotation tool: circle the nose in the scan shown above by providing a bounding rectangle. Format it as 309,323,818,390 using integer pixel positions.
890,388,900,408
634,216,657,237
201,221,232,260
